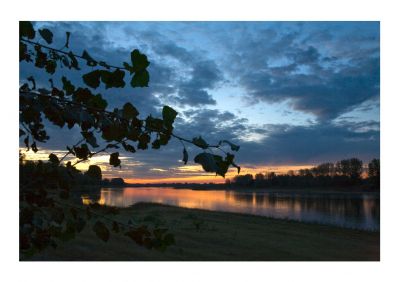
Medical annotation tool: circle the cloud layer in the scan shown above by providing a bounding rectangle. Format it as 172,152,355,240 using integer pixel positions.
19,21,380,180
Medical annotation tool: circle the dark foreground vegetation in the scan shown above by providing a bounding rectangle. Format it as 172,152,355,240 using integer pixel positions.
26,202,379,261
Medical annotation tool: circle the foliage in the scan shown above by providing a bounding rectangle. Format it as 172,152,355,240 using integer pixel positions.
19,21,241,257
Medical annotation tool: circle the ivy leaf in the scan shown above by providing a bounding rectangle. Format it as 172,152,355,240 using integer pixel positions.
82,50,97,67
192,136,208,149
93,221,110,242
219,140,240,152
162,105,177,127
122,102,139,119
81,131,99,148
68,51,80,70
38,28,53,44
130,70,149,87
82,70,101,89
109,152,121,167
20,21,35,39
130,49,150,72
182,148,188,165
61,76,75,95
48,153,60,165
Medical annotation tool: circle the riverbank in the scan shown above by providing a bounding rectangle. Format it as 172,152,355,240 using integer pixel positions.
26,203,379,261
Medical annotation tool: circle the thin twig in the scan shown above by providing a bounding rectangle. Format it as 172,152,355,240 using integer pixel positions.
20,38,125,71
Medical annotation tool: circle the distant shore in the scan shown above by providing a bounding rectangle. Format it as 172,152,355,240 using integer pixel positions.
120,183,380,195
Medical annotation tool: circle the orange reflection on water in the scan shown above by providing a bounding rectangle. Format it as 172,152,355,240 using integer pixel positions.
92,187,379,230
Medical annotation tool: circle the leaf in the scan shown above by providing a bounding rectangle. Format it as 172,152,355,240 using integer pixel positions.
82,50,97,66
48,153,59,165
45,60,57,74
219,140,240,152
100,69,125,89
194,153,218,173
81,131,99,148
182,148,188,165
68,51,80,70
24,136,29,150
109,152,121,167
130,49,150,72
152,139,161,149
122,141,136,153
130,70,149,87
232,161,241,174
20,21,35,39
122,102,139,119
82,70,101,89
61,76,75,95
64,31,71,48
73,87,93,104
93,221,110,242
194,152,231,177
31,142,38,153
74,144,90,159
38,28,53,44
138,133,150,150
88,94,107,110
192,136,208,149
162,105,178,126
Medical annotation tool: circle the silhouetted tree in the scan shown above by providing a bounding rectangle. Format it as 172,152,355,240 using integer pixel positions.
368,158,380,188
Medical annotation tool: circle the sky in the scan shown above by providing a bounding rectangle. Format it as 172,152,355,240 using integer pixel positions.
19,21,380,183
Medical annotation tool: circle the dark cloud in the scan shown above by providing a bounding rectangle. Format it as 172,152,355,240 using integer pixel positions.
235,121,379,166
20,22,380,179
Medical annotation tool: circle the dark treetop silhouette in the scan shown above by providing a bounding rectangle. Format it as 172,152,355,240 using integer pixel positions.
19,21,241,257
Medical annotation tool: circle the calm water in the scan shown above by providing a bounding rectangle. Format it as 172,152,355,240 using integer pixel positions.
82,187,380,230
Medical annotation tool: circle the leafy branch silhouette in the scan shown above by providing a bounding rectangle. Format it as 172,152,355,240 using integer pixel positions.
19,21,240,257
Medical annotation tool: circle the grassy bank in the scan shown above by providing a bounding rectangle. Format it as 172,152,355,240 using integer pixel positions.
26,203,379,261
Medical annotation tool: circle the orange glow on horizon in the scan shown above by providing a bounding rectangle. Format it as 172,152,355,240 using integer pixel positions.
124,165,315,184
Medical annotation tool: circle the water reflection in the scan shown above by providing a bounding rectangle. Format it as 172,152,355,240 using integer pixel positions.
81,187,379,230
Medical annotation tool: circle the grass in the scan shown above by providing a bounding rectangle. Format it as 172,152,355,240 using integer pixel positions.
27,203,379,261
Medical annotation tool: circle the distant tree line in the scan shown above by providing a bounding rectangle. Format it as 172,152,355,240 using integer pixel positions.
226,158,380,189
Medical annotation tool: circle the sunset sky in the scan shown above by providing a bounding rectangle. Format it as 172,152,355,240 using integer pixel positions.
19,21,380,183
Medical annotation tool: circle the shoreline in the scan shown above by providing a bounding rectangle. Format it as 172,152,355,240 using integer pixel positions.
26,202,379,261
